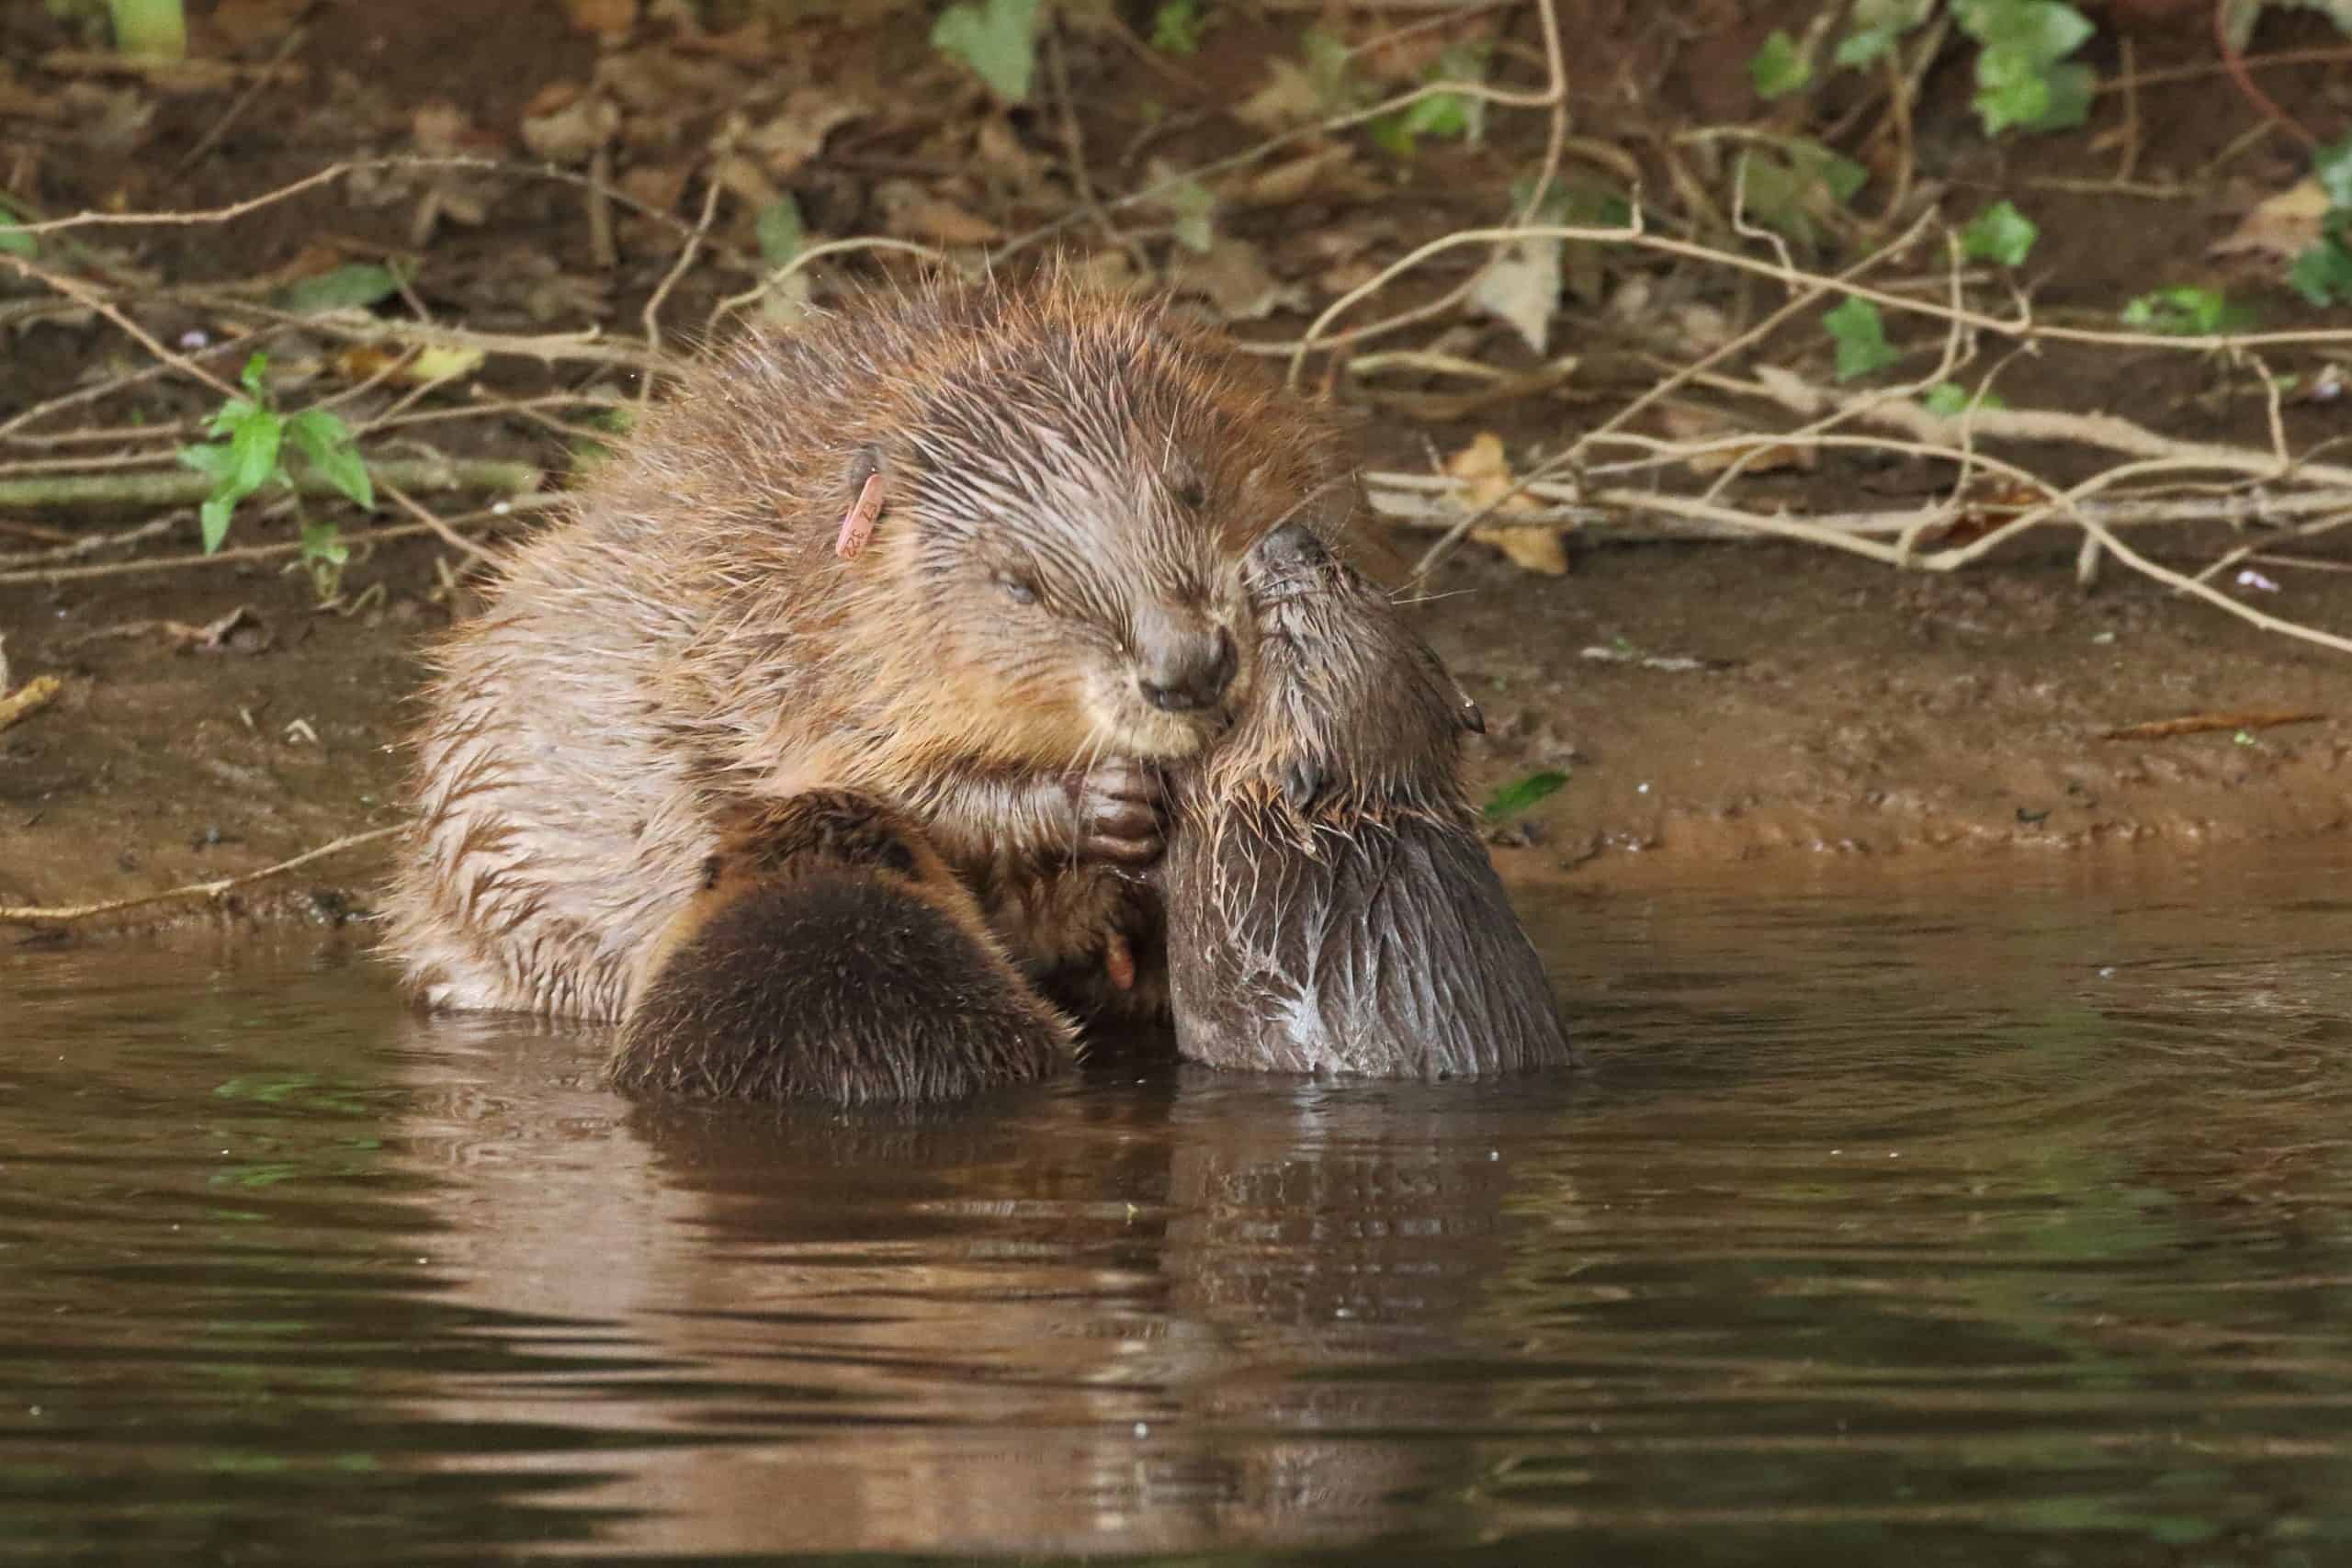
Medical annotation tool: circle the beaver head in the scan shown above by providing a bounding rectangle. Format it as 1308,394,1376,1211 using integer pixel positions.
1164,525,1574,1079
853,285,1352,769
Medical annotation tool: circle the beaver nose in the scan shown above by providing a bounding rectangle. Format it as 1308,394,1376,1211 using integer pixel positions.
1136,619,1238,713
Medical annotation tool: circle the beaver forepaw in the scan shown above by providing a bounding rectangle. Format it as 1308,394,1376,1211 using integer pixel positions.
1065,758,1164,867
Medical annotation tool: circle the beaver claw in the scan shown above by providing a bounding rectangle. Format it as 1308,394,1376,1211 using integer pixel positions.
1065,758,1165,867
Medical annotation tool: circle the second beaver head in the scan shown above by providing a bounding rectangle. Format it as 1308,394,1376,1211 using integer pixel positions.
612,791,1077,1105
1163,526,1574,1079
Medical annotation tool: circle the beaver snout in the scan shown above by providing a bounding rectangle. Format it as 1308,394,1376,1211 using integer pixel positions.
1134,609,1238,714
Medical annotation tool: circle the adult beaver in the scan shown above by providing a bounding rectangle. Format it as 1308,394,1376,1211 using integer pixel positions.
610,791,1074,1104
1163,525,1573,1078
383,275,1351,1023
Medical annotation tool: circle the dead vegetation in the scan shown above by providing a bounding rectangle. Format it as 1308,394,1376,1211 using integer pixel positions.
6,0,2352,919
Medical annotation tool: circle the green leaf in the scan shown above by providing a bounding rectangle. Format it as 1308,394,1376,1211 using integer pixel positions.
286,409,373,510
275,263,403,315
1835,26,1898,67
1734,141,1863,251
1959,0,2097,133
1163,177,1216,254
754,196,804,268
1825,296,1899,380
2314,132,2352,210
1482,770,1568,823
1150,0,1202,55
1962,199,2038,265
227,410,283,497
199,495,234,554
175,441,237,483
930,0,1043,104
1303,28,1353,106
1839,0,1934,66
208,399,262,440
299,517,349,568
2289,235,2352,307
1960,0,2093,64
1922,382,2008,415
1749,29,1810,98
2121,285,2252,335
238,352,270,400
0,199,33,258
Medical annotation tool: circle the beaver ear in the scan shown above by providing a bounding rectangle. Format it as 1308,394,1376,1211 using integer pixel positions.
699,854,724,889
1283,761,1321,811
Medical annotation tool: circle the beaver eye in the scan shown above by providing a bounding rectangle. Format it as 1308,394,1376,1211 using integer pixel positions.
1174,476,1207,510
993,570,1038,606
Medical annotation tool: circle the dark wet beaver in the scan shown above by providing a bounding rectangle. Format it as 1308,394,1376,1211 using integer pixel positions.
609,790,1076,1104
1162,525,1574,1078
383,272,1352,1025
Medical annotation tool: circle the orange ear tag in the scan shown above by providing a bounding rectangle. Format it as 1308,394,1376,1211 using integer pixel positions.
834,470,888,560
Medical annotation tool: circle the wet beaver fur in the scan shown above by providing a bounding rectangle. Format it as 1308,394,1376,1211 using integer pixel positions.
1162,525,1574,1078
383,274,1351,1024
610,791,1076,1104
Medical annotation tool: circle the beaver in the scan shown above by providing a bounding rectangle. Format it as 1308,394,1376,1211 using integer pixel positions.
1162,525,1574,1078
383,273,1352,1024
609,790,1073,1104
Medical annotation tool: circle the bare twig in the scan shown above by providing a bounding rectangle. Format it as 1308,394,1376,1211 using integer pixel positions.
0,826,403,928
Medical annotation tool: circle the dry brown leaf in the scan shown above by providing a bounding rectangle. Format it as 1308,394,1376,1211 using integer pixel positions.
1235,59,1326,131
520,93,617,164
2211,177,2328,265
741,86,864,177
1169,238,1307,322
1240,145,1355,207
0,675,61,734
1445,434,1569,575
561,0,638,37
1470,237,1561,355
877,182,1001,246
207,0,308,52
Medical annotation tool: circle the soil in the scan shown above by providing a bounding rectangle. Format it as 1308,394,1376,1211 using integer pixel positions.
6,0,2352,937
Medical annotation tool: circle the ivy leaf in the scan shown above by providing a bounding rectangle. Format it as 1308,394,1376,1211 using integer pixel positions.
238,352,271,400
1482,770,1568,823
2289,236,2352,307
1962,0,2093,64
1749,30,1810,98
286,409,374,510
930,0,1043,105
1825,297,1899,380
2121,285,2253,335
1837,0,1933,66
2314,133,2352,210
1962,199,2038,265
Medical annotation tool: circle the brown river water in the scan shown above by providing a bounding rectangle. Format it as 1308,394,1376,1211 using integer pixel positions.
5,847,2351,1565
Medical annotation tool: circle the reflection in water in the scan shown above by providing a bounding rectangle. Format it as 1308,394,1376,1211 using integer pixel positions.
3,849,2352,1563
398,1014,1540,1554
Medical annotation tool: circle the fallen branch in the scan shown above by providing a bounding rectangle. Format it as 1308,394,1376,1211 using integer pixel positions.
0,825,403,929
0,457,540,513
